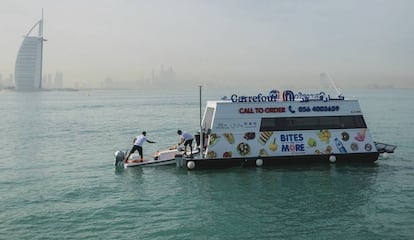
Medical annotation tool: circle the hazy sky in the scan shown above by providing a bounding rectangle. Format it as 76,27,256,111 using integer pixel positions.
1,0,413,89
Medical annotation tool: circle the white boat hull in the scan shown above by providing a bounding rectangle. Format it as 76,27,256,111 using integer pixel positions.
117,148,200,168
123,158,176,168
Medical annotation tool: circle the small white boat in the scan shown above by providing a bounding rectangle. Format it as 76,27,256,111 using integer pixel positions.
114,147,199,168
114,148,176,168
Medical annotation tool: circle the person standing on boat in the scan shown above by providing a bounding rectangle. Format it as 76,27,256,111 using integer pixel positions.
124,131,156,162
176,130,194,156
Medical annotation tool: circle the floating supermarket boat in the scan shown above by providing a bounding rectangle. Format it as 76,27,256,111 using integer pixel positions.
115,87,396,170
177,88,396,170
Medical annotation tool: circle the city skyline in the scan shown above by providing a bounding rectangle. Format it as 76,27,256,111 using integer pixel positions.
1,0,413,90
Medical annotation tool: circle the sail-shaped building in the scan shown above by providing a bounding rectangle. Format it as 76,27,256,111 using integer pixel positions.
15,13,46,90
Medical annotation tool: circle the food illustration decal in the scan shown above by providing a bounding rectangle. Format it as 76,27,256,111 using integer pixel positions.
335,138,347,153
205,128,374,159
315,145,332,154
209,133,220,146
365,143,372,151
341,131,349,141
259,148,268,157
355,129,366,141
223,151,232,158
223,133,234,144
244,132,256,140
351,143,359,151
308,137,317,147
258,131,273,145
318,130,331,144
207,151,217,158
237,142,250,156
268,138,278,151
314,145,332,155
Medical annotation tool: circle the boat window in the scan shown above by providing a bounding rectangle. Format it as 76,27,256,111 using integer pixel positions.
260,115,367,131
202,107,215,130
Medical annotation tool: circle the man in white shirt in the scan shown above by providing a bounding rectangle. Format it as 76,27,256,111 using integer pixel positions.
125,131,156,162
176,130,193,157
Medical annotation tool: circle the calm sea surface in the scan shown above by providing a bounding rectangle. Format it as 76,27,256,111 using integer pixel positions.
0,88,413,239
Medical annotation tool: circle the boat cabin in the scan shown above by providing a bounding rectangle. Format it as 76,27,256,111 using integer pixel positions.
194,90,379,168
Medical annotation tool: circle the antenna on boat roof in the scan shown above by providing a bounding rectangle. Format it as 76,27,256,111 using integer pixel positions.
320,72,341,97
199,85,204,159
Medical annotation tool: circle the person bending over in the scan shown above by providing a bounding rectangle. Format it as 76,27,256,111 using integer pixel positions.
176,130,193,156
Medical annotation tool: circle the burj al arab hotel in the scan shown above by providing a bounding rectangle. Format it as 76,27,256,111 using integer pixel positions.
15,12,46,90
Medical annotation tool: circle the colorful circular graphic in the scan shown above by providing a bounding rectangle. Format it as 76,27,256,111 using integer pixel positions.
365,143,372,151
341,132,350,141
351,143,359,151
207,151,217,158
237,142,250,156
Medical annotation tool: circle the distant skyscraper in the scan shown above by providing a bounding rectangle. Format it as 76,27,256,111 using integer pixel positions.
14,11,46,90
55,71,63,89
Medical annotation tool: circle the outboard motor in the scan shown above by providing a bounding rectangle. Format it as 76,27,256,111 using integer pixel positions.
114,150,125,166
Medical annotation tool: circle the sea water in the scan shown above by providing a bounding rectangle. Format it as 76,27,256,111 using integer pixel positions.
0,88,413,240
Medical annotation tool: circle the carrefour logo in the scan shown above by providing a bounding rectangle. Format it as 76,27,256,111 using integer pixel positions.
230,90,296,103
231,93,277,103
